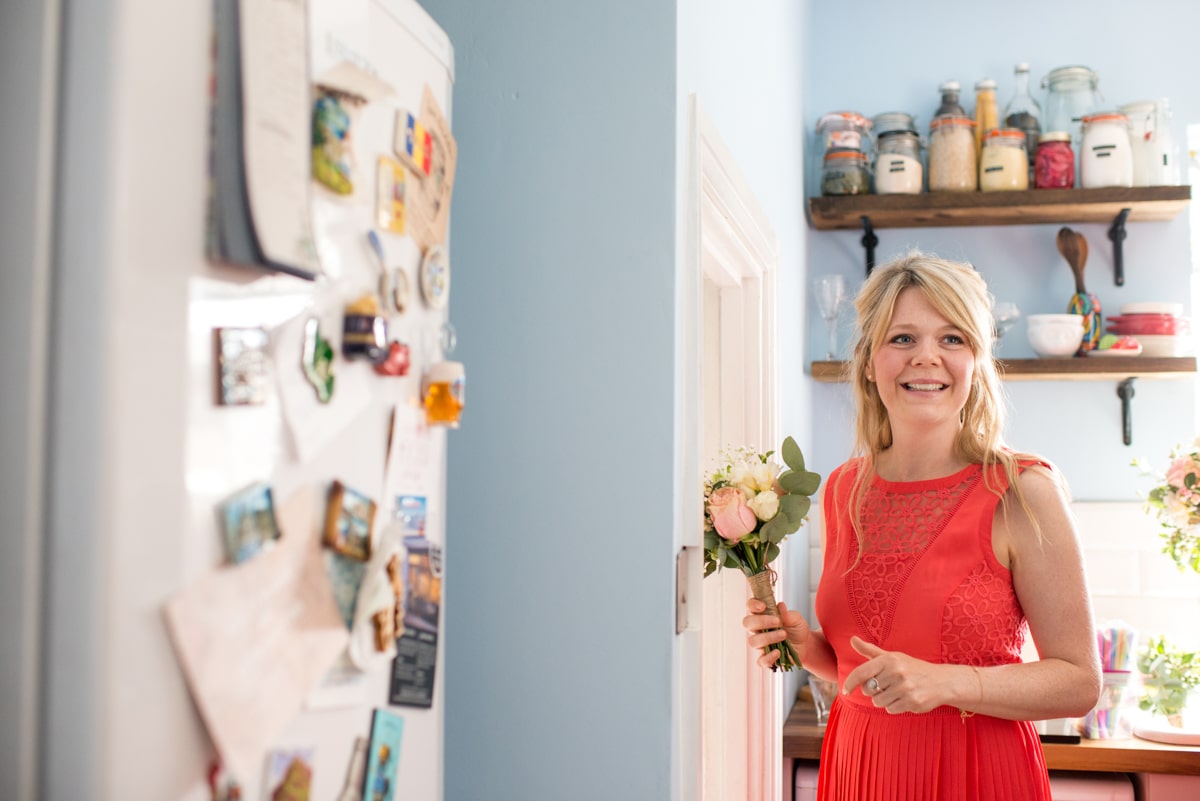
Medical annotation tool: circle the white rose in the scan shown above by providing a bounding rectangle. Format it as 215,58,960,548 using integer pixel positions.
748,490,780,522
749,462,778,493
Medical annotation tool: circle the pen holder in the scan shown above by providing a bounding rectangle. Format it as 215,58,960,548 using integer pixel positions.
1081,671,1134,740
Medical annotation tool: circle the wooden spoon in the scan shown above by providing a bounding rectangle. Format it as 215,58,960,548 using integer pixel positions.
1057,227,1101,351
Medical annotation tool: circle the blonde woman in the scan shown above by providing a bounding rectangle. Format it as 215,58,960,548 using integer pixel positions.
744,253,1101,800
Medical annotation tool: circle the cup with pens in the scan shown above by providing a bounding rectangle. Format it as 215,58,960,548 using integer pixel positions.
1082,623,1139,740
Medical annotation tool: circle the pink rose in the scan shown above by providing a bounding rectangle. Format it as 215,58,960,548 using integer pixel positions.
1166,456,1200,505
708,486,758,542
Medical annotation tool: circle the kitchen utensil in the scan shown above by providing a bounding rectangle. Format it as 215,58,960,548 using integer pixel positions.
1057,227,1101,352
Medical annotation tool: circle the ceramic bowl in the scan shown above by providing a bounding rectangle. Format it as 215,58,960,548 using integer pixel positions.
1026,314,1085,358
1134,334,1195,358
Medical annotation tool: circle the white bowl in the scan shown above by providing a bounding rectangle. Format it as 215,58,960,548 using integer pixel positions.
1134,334,1195,357
1120,301,1184,317
1026,314,1085,357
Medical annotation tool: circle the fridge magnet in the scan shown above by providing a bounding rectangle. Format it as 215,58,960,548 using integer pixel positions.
333,738,368,801
374,156,406,235
311,62,395,199
393,495,427,536
262,747,313,801
404,86,457,251
367,231,410,315
347,525,405,669
342,295,387,361
323,480,377,561
393,110,432,178
361,709,404,801
388,539,441,708
421,359,465,428
301,317,335,403
372,341,411,377
214,327,271,406
217,482,281,564
418,244,450,309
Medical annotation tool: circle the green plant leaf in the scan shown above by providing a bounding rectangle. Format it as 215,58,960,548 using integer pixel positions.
781,436,805,471
779,494,812,525
779,469,822,496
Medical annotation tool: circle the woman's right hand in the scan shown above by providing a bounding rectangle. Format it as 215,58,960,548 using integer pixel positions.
742,599,810,669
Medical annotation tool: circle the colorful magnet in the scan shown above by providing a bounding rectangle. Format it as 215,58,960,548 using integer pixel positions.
421,360,464,428
394,110,432,178
375,157,406,234
214,326,270,406
373,341,411,377
323,479,377,562
312,90,356,195
419,245,450,310
342,294,387,360
301,317,335,403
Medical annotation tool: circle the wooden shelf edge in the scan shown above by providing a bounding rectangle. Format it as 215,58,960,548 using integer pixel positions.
808,186,1192,231
811,357,1197,383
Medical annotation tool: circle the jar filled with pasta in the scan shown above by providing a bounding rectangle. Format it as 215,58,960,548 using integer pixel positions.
928,114,977,192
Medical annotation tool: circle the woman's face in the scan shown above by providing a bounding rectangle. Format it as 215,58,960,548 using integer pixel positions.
870,287,976,434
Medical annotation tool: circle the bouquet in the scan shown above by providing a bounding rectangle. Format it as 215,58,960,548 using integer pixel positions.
703,436,821,672
1135,439,1200,574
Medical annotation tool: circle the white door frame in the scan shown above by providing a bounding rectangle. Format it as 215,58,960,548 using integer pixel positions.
677,95,781,801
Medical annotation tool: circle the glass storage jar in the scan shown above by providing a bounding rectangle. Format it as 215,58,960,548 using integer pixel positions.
821,149,871,195
1042,65,1100,157
1080,112,1133,188
979,128,1029,191
1034,132,1075,188
816,111,872,156
928,114,977,192
874,131,924,194
1118,99,1179,186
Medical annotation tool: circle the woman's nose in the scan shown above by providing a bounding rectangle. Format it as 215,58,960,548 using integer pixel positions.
911,339,942,364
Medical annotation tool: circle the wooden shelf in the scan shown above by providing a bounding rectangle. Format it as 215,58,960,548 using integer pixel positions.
784,700,1200,775
811,357,1197,384
808,186,1192,230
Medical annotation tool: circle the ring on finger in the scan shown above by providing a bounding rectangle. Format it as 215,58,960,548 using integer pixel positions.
865,677,881,693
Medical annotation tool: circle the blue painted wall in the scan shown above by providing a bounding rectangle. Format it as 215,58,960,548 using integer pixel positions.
806,0,1199,501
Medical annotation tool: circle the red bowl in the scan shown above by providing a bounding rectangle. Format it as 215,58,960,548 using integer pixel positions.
1105,315,1188,335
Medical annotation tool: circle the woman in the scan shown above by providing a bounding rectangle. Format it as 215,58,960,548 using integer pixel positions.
744,253,1101,800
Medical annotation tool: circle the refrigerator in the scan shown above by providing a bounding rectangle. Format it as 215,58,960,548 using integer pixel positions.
3,0,456,799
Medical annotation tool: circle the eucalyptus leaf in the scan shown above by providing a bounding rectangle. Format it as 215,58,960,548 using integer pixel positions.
760,515,786,544
779,494,812,525
765,543,780,564
778,469,822,496
723,552,740,569
704,529,721,551
781,436,805,471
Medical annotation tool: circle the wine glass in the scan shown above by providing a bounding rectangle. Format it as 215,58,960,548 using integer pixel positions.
991,301,1022,355
813,275,848,360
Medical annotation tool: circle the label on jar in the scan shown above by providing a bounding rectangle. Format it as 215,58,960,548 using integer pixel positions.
826,131,863,151
875,154,922,194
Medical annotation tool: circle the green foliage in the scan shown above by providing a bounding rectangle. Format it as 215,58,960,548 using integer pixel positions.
1137,634,1200,722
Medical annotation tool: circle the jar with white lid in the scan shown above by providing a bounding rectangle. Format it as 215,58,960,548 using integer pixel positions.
928,114,977,191
1080,112,1133,188
979,128,1029,191
875,131,924,194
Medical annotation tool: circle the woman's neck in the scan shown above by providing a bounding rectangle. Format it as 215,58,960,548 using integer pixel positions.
875,428,969,482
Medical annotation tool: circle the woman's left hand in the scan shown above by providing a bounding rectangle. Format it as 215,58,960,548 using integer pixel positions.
841,636,960,714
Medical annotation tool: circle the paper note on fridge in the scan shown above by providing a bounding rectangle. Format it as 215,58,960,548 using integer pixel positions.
163,486,348,785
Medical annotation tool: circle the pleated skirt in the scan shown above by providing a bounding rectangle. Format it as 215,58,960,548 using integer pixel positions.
817,697,1052,801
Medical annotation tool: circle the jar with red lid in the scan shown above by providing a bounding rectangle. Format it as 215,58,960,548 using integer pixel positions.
1034,132,1075,188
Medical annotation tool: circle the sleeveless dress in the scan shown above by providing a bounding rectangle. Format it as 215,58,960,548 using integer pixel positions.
812,459,1052,801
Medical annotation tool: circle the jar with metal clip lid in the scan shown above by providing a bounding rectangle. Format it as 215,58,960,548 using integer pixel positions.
928,114,976,192
1080,112,1133,188
821,148,871,195
979,128,1028,191
1034,132,1075,188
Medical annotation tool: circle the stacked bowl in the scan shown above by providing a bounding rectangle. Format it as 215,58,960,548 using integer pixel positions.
1106,303,1193,357
1027,313,1086,358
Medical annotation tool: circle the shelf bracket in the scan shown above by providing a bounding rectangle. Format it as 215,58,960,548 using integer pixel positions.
860,215,878,276
1108,208,1131,287
1117,377,1136,446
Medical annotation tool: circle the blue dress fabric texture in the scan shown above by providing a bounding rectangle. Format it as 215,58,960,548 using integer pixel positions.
814,459,1052,801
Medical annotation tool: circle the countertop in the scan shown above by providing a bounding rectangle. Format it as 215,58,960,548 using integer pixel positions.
783,700,1200,775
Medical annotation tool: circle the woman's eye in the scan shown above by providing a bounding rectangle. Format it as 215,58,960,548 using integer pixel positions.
890,334,914,344
944,334,966,345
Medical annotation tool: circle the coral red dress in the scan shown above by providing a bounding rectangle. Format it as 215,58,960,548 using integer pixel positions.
813,459,1052,801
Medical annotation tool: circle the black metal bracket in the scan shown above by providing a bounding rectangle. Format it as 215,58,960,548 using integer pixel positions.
861,215,878,276
1117,378,1136,446
1108,208,1131,287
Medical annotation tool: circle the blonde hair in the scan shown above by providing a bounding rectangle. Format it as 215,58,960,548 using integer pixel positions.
838,251,1051,543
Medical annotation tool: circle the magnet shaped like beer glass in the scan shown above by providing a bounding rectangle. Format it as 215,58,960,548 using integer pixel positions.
422,322,464,427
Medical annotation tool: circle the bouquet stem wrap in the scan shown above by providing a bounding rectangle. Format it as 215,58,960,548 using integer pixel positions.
747,569,802,672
